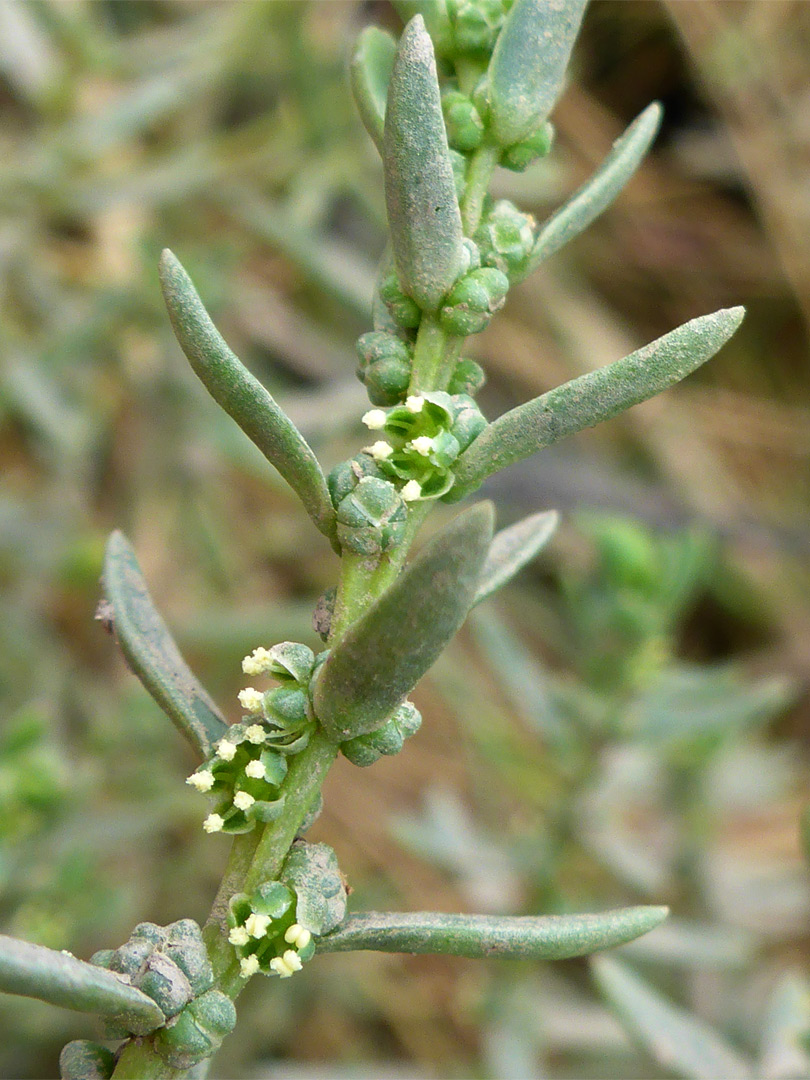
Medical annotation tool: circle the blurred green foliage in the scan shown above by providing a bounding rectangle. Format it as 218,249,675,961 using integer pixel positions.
0,1,809,1077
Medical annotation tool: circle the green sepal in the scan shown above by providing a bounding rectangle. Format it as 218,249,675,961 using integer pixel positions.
227,893,252,928
59,1041,115,1080
248,795,286,824
316,905,669,959
475,510,559,605
258,749,288,787
262,642,316,686
383,17,465,312
341,701,422,767
0,933,165,1033
281,841,348,936
159,250,337,546
520,102,663,276
153,989,237,1071
251,881,295,921
313,502,494,741
101,530,227,760
591,956,755,1080
451,307,746,497
350,27,397,152
486,0,588,147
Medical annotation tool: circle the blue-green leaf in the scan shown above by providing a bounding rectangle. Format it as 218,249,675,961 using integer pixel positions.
383,16,464,312
592,956,754,1080
159,250,336,544
102,530,227,759
0,934,165,1032
475,509,558,605
316,905,668,959
350,27,397,152
451,307,745,496
521,102,663,275
486,0,588,147
313,502,494,741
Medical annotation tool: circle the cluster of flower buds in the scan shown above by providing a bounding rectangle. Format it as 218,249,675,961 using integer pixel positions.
440,265,509,336
442,88,485,153
379,270,422,331
90,919,235,1068
227,880,315,981
341,700,422,767
358,391,486,502
498,120,554,171
356,331,413,406
475,198,537,279
430,0,513,58
187,643,317,834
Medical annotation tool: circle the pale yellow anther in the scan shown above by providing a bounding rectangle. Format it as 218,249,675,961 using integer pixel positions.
245,912,271,939
284,924,312,949
405,395,424,413
242,646,274,675
244,759,266,780
362,409,387,430
228,926,250,947
245,724,266,744
401,480,422,502
203,813,224,834
367,440,393,461
239,955,260,978
233,791,255,812
410,436,434,456
282,949,303,973
269,956,292,977
216,739,237,762
186,770,214,793
238,689,264,714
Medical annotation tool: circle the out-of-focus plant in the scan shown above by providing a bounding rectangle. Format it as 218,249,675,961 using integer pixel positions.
0,2,758,1076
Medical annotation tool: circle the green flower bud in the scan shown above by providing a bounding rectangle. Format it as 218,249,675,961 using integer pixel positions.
476,199,536,278
264,687,309,729
442,89,484,152
500,121,554,171
154,990,236,1071
336,477,408,555
449,394,488,451
59,1041,115,1080
138,952,192,1019
459,236,482,275
439,267,509,335
327,454,385,508
448,357,486,395
357,331,413,373
341,701,422,767
364,358,412,406
380,271,422,329
163,919,215,997
448,0,509,55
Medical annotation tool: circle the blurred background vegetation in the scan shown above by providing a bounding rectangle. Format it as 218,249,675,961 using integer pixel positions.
0,1,809,1077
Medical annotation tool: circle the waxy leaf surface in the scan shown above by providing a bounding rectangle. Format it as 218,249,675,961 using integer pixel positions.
0,934,165,1031
317,905,668,959
102,530,227,759
351,27,397,152
159,250,336,543
383,16,464,311
314,502,494,741
474,509,558,605
452,307,745,495
487,0,588,146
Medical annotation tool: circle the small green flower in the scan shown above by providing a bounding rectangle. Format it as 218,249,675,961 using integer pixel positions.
500,121,555,171
448,357,486,396
448,0,511,55
336,476,408,555
341,701,422,767
439,267,509,335
442,89,485,152
476,199,536,278
379,271,422,329
356,331,413,406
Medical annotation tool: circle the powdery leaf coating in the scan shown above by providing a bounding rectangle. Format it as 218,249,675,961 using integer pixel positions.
282,841,347,936
474,509,559,605
102,530,227,759
487,0,588,147
316,906,669,960
383,17,464,311
452,307,745,496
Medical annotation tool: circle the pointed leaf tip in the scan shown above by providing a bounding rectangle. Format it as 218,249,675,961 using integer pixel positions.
475,509,559,605
314,502,494,741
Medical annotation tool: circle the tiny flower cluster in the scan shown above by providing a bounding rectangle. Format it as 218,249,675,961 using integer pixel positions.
341,700,422,767
227,881,315,980
187,643,317,835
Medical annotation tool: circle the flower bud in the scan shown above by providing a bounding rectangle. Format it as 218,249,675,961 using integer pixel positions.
59,1041,115,1080
448,0,509,55
356,331,413,405
448,358,486,396
154,989,236,1071
449,394,488,451
439,267,509,335
341,701,422,767
327,454,385,509
500,122,554,171
379,271,422,329
442,89,484,152
476,199,536,278
264,686,309,729
336,477,408,556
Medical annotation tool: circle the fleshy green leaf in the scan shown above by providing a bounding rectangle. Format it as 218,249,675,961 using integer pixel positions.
0,934,165,1031
474,509,558,605
383,16,464,312
281,841,347,936
486,0,588,147
159,250,336,544
313,502,494,741
316,905,668,959
592,955,754,1080
520,102,663,276
102,530,227,759
452,307,745,497
351,27,397,152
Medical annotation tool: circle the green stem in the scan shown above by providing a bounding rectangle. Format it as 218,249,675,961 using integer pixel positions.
112,1039,186,1079
460,140,500,235
203,831,262,980
408,315,449,393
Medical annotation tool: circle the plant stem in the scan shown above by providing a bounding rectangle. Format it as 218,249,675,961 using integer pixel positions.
408,315,449,392
204,831,262,979
111,1040,186,1079
460,140,500,235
